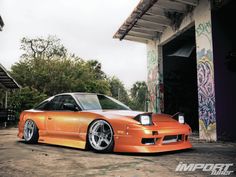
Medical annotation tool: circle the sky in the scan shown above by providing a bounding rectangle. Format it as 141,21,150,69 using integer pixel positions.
0,0,147,89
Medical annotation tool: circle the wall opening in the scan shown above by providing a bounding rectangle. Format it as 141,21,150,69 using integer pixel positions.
212,0,236,140
162,26,199,132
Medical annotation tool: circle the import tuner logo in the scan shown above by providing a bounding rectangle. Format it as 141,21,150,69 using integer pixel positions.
175,162,234,175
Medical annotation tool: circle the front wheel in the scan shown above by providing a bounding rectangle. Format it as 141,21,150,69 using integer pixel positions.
88,120,114,152
23,119,39,144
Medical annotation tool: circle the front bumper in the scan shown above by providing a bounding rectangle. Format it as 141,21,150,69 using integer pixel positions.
113,123,192,153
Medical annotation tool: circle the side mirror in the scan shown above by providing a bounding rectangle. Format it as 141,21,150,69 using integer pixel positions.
63,103,79,111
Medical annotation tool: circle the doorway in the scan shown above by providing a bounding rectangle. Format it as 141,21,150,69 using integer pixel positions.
162,26,199,132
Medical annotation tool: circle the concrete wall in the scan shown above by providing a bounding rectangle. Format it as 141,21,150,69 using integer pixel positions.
194,0,216,141
147,41,158,113
147,41,164,113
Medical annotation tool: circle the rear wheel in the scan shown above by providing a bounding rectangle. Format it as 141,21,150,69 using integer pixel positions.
23,120,39,144
88,120,114,152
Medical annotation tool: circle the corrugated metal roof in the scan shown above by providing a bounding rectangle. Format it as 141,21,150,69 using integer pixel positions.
114,0,198,43
0,64,21,89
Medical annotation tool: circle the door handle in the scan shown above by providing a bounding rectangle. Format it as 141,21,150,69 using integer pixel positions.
48,117,53,120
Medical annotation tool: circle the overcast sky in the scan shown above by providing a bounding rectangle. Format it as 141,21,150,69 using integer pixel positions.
0,0,147,88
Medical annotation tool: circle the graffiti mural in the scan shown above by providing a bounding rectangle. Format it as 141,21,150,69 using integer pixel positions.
196,19,217,141
147,44,164,113
157,47,164,113
197,50,216,128
147,49,158,113
196,21,212,46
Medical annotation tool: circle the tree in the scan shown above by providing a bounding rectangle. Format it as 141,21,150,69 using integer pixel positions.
108,77,130,105
11,36,111,96
130,81,148,111
8,87,47,114
10,36,146,115
20,35,67,60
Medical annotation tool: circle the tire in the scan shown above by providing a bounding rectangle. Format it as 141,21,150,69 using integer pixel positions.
88,120,114,153
23,119,39,144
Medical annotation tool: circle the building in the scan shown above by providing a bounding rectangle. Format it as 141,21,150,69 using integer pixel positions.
0,64,21,127
114,0,236,141
0,16,21,126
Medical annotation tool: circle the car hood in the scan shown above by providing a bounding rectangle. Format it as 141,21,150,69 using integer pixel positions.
84,110,144,118
84,110,177,123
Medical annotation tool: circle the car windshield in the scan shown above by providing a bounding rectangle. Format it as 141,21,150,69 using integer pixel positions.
74,94,130,110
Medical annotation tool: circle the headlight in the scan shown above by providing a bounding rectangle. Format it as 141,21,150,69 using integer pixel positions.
135,114,153,126
178,113,185,124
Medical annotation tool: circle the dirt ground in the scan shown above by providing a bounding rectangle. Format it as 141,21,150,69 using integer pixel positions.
0,128,235,177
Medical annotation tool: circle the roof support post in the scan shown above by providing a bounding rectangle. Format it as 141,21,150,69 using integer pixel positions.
194,0,216,141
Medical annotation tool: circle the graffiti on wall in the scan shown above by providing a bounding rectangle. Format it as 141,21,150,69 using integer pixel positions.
157,79,164,113
196,21,212,46
197,50,216,126
157,47,164,113
147,46,164,113
196,20,216,141
147,49,158,113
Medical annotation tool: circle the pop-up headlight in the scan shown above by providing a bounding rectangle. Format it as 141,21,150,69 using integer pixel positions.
178,113,185,124
140,115,152,125
134,114,153,126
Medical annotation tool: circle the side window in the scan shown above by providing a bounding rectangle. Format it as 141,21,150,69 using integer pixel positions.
34,101,49,110
45,96,62,111
59,95,79,110
98,95,127,110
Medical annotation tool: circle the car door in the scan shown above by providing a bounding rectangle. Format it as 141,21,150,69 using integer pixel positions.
45,95,81,140
44,96,61,133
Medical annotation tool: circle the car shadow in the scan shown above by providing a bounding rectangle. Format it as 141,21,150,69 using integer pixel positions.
114,148,194,157
16,140,88,152
17,140,195,156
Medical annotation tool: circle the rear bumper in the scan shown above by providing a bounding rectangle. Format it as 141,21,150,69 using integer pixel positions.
113,123,192,153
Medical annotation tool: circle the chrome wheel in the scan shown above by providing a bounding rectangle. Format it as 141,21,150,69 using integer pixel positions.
24,120,35,141
88,120,113,151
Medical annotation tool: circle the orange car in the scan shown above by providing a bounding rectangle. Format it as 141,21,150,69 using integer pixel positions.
18,93,192,153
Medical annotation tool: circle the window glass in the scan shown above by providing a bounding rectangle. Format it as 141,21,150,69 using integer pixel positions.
45,96,62,110
59,95,79,110
34,95,80,111
76,94,102,110
98,95,129,110
34,101,49,110
74,94,130,110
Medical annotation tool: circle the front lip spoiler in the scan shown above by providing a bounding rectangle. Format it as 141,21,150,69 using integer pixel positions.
114,141,192,153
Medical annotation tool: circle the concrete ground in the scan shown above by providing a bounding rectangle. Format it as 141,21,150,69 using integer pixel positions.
0,128,235,177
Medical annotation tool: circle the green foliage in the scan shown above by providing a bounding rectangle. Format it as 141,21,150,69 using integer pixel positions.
129,81,148,111
8,87,47,113
11,36,111,96
8,36,112,112
8,35,147,113
108,76,130,105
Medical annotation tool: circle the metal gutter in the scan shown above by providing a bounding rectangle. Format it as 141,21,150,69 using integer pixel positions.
114,0,158,40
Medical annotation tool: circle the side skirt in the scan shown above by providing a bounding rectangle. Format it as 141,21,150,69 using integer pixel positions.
38,136,86,149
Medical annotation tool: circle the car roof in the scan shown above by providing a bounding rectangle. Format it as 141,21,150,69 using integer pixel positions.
42,93,100,102
40,93,103,109
55,92,102,96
